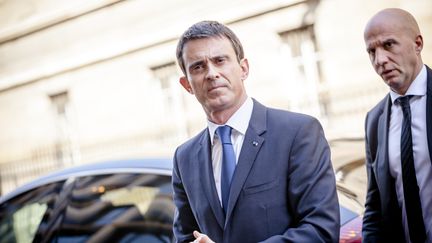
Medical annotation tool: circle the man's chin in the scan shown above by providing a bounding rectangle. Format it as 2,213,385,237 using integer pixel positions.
206,98,233,111
384,77,400,88
387,81,408,95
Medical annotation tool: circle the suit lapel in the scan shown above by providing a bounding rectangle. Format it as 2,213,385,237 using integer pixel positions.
225,100,266,225
375,95,394,205
197,130,225,229
425,66,432,165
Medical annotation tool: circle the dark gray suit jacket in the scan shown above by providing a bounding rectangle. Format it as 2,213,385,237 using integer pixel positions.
362,66,432,242
172,99,340,243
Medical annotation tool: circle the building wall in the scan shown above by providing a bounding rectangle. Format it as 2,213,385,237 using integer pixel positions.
0,0,431,194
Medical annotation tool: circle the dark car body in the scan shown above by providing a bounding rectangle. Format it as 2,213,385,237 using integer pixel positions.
0,141,365,243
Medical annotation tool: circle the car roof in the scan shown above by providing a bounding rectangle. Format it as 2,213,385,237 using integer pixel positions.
0,158,173,204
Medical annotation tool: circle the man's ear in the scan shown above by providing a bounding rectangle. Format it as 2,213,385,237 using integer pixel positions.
240,58,249,81
180,76,194,94
415,35,424,54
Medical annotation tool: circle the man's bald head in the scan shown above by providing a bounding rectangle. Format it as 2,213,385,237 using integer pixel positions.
364,8,421,41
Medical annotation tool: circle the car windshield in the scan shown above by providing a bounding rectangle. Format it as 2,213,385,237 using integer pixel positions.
0,173,174,243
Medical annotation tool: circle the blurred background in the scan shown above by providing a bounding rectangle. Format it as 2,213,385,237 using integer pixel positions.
0,0,431,195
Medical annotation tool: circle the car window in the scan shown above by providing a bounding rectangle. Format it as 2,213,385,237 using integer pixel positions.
340,205,359,225
0,173,174,243
0,181,65,243
337,184,364,226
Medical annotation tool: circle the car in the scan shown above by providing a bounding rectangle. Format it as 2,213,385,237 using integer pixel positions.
337,183,363,243
331,138,366,243
0,159,174,243
0,140,366,243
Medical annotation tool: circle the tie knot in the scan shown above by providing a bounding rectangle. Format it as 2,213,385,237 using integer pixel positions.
397,95,413,108
217,125,232,144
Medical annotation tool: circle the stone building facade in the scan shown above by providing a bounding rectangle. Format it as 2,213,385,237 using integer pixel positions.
0,0,431,194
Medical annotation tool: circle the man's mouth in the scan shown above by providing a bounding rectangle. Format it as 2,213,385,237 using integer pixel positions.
208,85,225,92
381,69,396,79
383,69,393,74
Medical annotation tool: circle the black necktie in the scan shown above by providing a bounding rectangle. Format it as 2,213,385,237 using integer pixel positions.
398,95,426,243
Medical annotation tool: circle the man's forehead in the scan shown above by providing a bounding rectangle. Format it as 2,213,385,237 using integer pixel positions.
366,31,395,41
364,20,401,43
182,37,234,60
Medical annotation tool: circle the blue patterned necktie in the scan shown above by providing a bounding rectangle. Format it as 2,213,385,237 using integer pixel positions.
398,95,426,243
216,125,236,213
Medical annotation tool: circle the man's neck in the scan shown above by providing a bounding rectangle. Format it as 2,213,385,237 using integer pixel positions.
207,96,247,125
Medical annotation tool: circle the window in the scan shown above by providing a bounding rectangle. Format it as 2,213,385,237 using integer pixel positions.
49,91,69,116
0,181,65,243
49,91,77,166
151,62,188,141
279,25,329,118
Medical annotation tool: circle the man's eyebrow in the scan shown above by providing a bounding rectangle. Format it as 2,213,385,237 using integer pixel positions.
383,38,397,44
211,54,229,60
365,40,380,52
187,54,231,69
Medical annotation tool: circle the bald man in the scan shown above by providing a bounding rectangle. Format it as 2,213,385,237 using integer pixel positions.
363,8,432,243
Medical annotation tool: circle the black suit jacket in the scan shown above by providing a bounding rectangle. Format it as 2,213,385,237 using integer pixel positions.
362,65,432,242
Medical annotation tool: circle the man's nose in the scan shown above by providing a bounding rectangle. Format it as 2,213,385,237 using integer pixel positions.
374,49,388,67
205,63,220,81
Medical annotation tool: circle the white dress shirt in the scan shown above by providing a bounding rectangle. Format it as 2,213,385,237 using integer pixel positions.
388,65,432,242
207,97,253,205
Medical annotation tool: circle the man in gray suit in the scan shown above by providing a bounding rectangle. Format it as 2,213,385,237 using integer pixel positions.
172,20,339,243
362,8,432,243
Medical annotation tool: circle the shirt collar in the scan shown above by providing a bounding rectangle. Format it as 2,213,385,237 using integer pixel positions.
390,65,427,104
208,97,253,145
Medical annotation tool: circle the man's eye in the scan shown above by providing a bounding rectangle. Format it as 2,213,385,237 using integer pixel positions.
216,58,225,63
384,41,395,48
193,64,203,70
